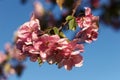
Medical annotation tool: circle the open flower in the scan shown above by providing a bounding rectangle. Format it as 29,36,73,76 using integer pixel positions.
76,27,98,43
45,38,84,70
57,40,84,70
17,19,40,43
16,18,40,51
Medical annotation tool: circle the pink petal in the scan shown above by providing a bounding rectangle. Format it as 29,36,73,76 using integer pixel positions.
71,50,80,55
64,59,73,70
72,54,83,66
75,60,83,67
85,7,91,16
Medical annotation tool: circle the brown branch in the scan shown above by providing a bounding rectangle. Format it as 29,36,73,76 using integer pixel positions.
59,21,68,31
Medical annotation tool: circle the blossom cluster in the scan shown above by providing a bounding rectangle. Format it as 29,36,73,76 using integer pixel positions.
76,7,99,43
15,17,84,70
15,7,99,70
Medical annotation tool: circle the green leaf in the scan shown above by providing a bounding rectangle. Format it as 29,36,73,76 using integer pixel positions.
68,18,77,30
66,15,74,21
53,27,59,35
59,32,66,38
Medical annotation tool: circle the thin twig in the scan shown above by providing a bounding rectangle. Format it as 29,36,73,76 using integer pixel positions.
72,0,82,16
59,0,82,31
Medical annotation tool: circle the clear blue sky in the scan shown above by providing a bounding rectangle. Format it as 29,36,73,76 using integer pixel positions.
0,0,120,80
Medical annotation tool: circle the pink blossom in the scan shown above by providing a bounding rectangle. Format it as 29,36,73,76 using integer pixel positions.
33,34,61,62
33,1,45,17
76,7,99,43
16,31,84,70
0,52,7,64
85,7,92,16
15,15,86,70
76,7,99,30
58,51,83,70
58,41,83,70
45,38,84,70
64,54,83,70
17,19,40,42
30,34,60,54
76,27,98,43
15,18,41,61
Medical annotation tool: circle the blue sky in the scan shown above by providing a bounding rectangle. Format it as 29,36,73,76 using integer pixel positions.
0,0,120,80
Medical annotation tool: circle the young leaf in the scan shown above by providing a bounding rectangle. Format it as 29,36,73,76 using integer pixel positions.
68,19,75,30
59,32,66,38
66,15,74,21
53,27,59,35
68,18,78,30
